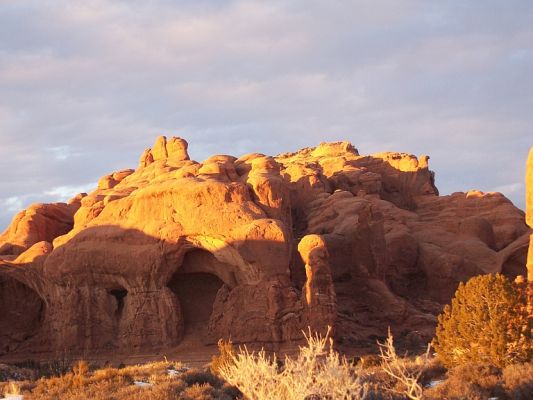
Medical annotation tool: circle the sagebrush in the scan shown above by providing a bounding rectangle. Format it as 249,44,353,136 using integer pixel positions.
376,330,428,400
219,327,367,400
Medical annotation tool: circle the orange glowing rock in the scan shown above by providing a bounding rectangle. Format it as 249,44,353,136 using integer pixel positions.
0,136,529,357
526,147,533,281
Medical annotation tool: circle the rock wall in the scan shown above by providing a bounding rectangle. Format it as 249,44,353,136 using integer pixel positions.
0,136,529,356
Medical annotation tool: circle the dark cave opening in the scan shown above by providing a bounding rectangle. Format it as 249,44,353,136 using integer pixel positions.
167,249,226,343
169,272,223,326
108,288,128,317
0,274,45,355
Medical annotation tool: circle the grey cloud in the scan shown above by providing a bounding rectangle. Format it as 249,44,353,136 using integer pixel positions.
0,0,532,230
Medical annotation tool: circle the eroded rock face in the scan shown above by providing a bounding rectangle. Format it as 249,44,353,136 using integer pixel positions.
0,136,529,356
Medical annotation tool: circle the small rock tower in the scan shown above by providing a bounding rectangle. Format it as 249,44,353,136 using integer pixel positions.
527,147,533,281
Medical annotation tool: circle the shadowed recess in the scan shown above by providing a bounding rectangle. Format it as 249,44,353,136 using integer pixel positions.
0,274,45,355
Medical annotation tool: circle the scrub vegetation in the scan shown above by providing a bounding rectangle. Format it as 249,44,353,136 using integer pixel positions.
1,274,531,399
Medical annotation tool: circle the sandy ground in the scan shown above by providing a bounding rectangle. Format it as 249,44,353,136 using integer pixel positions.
0,320,375,369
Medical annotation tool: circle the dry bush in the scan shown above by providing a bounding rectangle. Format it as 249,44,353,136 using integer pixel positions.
417,357,446,388
1,381,34,397
219,348,283,399
502,362,533,399
219,382,242,399
375,331,429,400
181,383,215,400
219,326,367,400
424,362,505,400
90,366,119,381
357,371,402,400
28,371,182,399
354,332,444,400
211,339,235,376
30,373,76,399
4,381,21,395
117,360,182,380
181,368,224,388
72,360,88,388
356,354,382,369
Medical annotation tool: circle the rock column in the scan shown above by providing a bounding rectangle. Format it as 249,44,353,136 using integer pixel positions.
298,234,336,333
527,147,533,282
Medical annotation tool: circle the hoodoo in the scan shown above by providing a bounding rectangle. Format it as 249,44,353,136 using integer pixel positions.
0,136,529,356
526,147,533,281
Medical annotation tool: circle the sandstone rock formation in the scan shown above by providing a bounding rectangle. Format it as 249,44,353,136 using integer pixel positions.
0,136,530,357
526,147,533,281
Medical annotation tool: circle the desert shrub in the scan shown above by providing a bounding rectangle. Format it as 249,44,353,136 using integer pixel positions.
116,360,181,381
72,360,88,388
181,368,224,388
502,362,533,399
218,327,367,400
219,382,242,399
24,359,243,400
425,361,533,400
360,371,406,400
424,362,505,400
180,383,216,400
375,331,429,400
90,366,119,381
211,339,235,376
357,334,448,400
356,354,382,368
4,381,21,395
417,357,446,387
30,372,75,398
433,273,532,368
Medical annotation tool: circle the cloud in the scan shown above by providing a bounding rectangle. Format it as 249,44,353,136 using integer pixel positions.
492,182,524,196
0,183,95,230
3,196,25,214
43,184,97,200
0,0,531,231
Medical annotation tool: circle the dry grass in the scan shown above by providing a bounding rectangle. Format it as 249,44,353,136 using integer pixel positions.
4,381,21,395
219,326,367,400
6,360,240,400
211,339,235,376
1,329,530,400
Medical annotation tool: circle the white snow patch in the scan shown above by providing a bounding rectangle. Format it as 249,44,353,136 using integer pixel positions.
133,381,152,388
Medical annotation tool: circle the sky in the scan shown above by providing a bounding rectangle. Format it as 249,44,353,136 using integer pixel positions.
0,0,532,231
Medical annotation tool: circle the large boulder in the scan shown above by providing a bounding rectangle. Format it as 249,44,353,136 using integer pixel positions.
0,202,79,256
